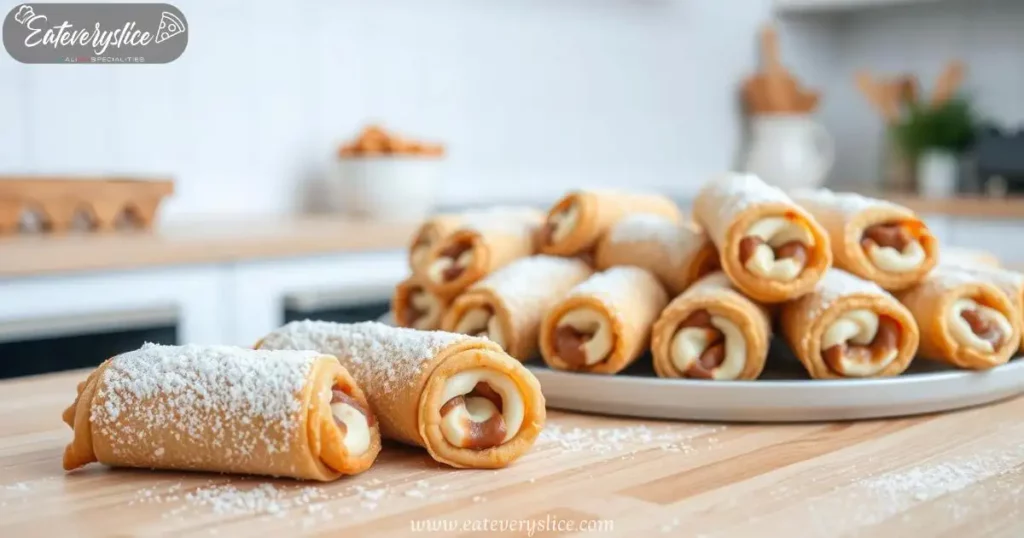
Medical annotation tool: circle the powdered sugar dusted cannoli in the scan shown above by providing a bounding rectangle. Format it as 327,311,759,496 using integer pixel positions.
651,272,771,380
62,344,381,480
442,255,593,361
694,173,831,303
594,213,720,296
539,190,682,256
539,266,669,374
780,269,920,379
792,189,937,291
258,321,545,469
423,208,544,300
896,267,1020,369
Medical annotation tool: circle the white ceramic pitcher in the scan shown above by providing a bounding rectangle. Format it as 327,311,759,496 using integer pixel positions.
741,114,835,191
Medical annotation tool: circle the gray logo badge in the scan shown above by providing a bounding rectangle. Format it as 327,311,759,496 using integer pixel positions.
3,3,187,64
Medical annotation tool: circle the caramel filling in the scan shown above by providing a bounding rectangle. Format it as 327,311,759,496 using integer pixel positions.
544,202,580,246
330,388,375,456
668,310,746,380
552,309,614,367
438,370,524,450
821,313,901,377
737,214,814,281
861,221,926,273
949,298,1011,353
428,240,474,284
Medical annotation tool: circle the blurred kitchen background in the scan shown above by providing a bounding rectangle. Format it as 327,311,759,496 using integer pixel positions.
2,0,1023,378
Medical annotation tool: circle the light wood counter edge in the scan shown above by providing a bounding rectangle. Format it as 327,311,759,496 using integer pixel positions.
0,216,417,278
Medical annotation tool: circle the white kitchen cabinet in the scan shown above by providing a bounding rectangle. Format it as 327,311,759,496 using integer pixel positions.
227,251,406,346
0,265,231,345
0,250,407,355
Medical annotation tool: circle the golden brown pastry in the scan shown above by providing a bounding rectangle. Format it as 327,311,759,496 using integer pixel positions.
441,256,592,361
897,267,1020,369
257,321,545,469
693,173,831,303
651,272,771,380
792,189,937,291
780,269,920,379
594,213,720,296
423,208,544,300
539,190,682,256
62,344,380,480
392,275,452,330
539,266,669,374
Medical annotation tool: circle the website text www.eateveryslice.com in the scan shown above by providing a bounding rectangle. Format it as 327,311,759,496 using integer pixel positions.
410,516,613,535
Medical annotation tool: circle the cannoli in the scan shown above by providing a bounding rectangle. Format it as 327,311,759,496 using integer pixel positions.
651,272,771,380
441,256,593,361
693,173,831,303
929,265,1024,349
257,321,545,469
539,190,682,256
940,246,1001,269
594,213,720,296
779,269,919,379
896,267,1021,369
423,208,544,300
539,266,669,374
392,275,451,330
791,189,937,291
62,344,380,480
410,214,464,274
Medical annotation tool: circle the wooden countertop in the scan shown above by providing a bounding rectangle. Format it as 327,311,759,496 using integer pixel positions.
2,369,1023,537
879,193,1024,219
0,216,416,278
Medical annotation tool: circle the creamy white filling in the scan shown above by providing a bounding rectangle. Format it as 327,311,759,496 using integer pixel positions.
742,217,814,282
866,240,925,273
427,249,474,284
821,309,896,376
409,290,442,329
669,316,746,380
454,308,506,348
411,243,431,269
948,298,1012,353
440,368,524,445
556,308,613,366
331,402,370,456
549,204,580,244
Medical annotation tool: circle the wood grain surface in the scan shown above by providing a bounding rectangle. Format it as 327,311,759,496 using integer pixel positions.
1,369,1022,537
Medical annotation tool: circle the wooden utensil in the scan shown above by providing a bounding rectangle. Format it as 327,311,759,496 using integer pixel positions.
932,61,965,106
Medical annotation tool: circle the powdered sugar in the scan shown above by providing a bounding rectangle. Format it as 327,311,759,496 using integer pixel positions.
808,269,889,316
91,344,318,458
568,266,661,315
705,173,793,222
259,321,476,394
607,214,706,266
454,206,543,235
925,265,1022,296
537,423,723,454
792,188,907,218
472,255,592,316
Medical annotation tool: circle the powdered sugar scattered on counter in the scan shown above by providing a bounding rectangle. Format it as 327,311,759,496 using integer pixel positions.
538,423,723,454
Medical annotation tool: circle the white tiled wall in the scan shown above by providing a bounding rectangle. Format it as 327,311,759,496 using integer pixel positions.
0,0,774,221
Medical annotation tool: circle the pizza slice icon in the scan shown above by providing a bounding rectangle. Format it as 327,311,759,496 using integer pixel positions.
155,11,186,44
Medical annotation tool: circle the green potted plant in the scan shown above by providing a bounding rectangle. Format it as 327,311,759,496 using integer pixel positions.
891,96,976,197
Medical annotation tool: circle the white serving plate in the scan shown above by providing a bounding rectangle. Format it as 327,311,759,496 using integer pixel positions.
526,350,1024,422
